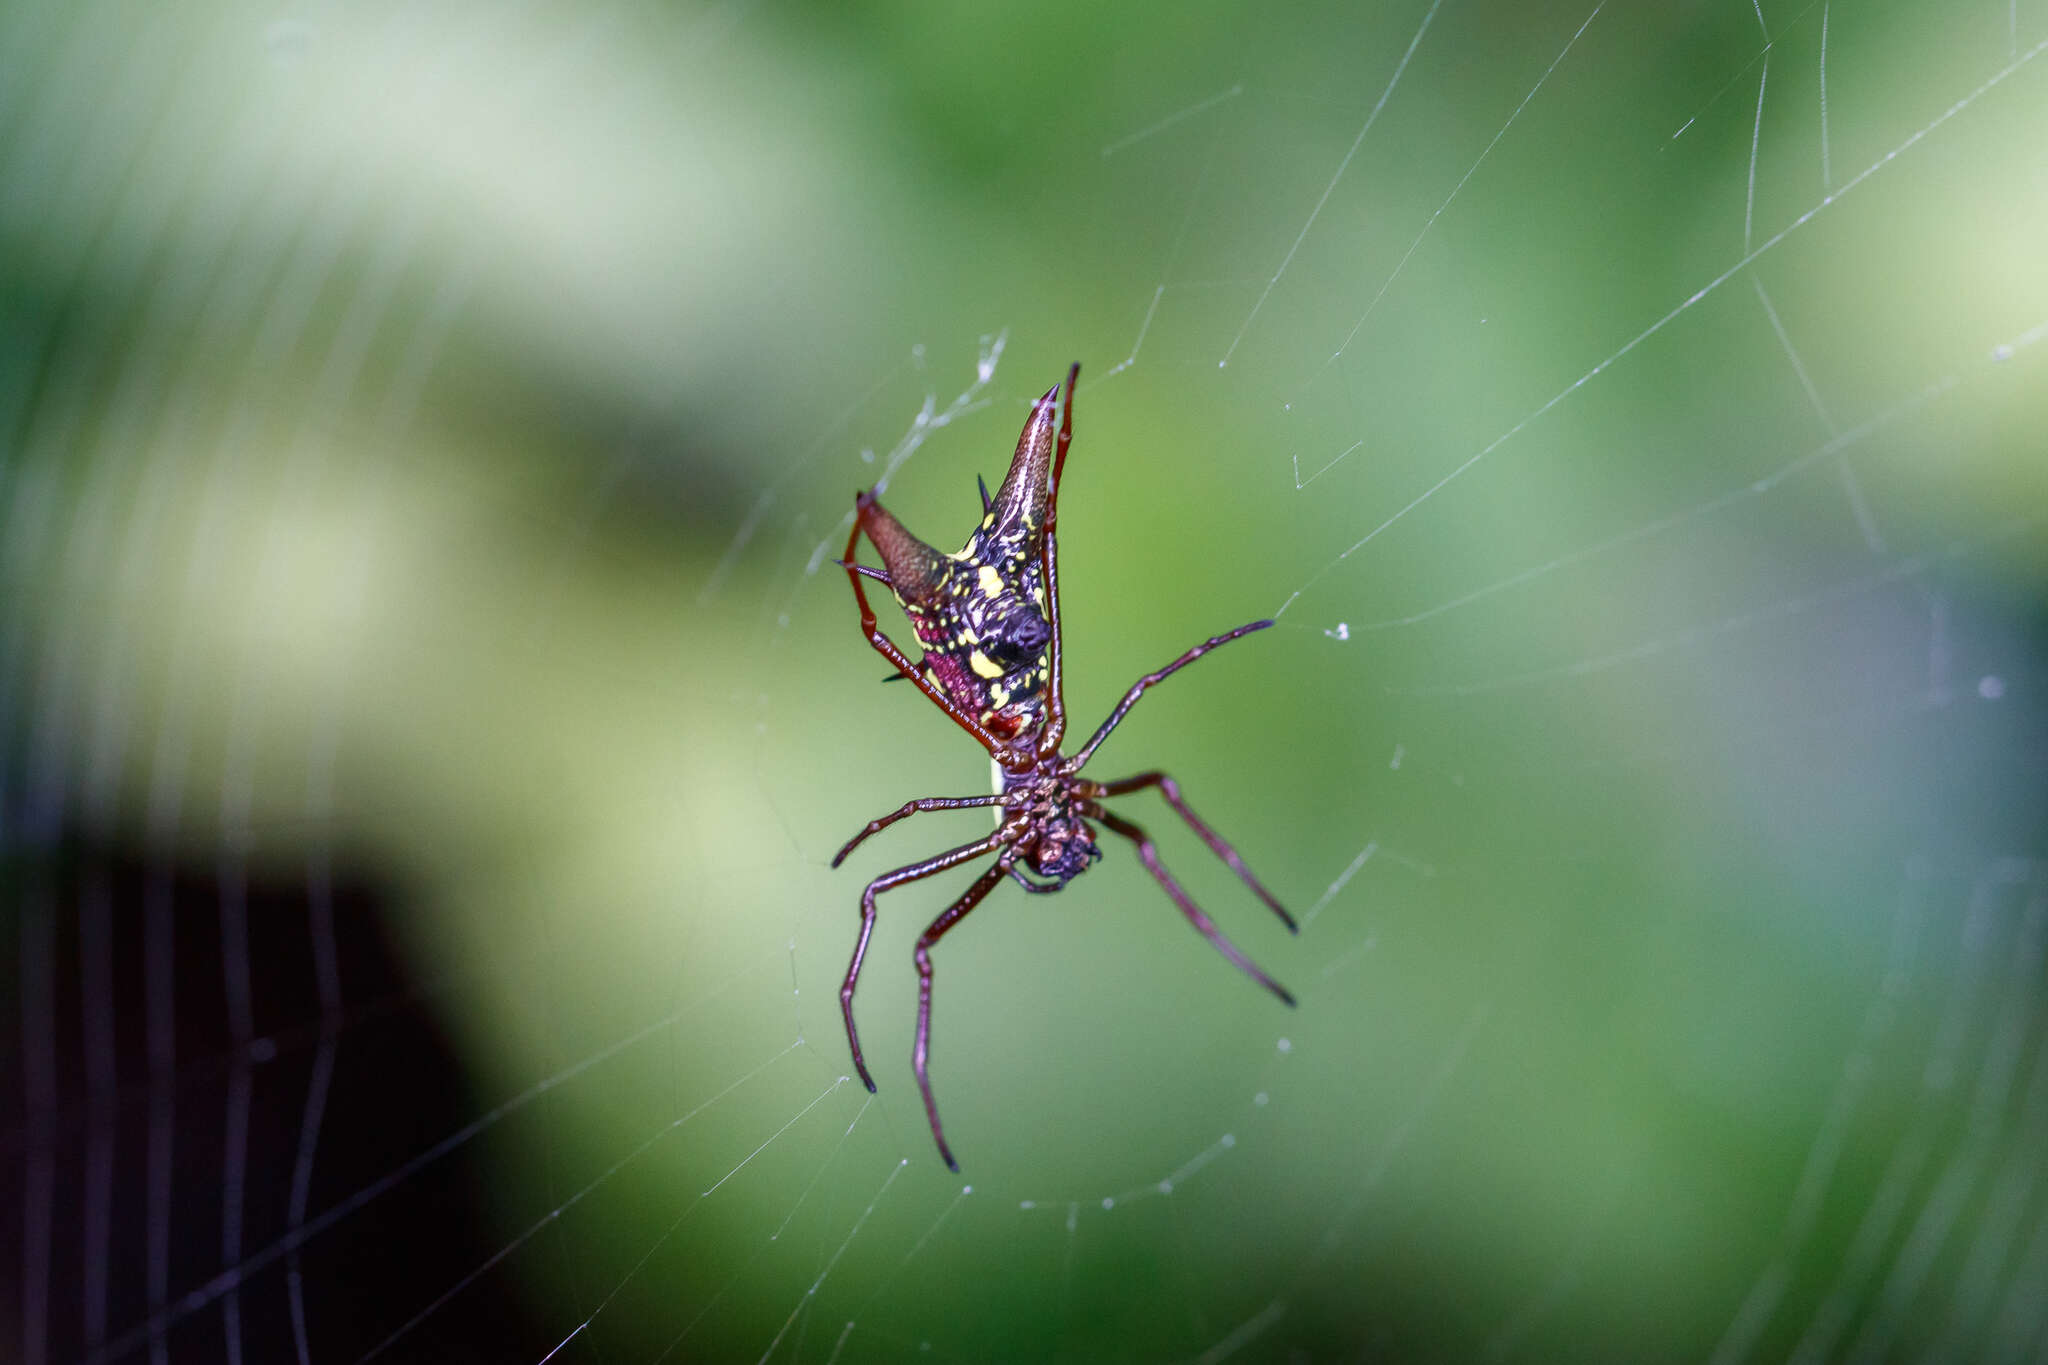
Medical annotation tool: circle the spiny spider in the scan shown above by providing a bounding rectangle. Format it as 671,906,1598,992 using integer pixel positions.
834,363,1296,1171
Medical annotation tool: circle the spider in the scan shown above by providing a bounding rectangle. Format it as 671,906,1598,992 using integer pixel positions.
834,362,1297,1171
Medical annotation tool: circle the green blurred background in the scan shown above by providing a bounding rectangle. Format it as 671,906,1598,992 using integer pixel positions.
5,0,2047,1361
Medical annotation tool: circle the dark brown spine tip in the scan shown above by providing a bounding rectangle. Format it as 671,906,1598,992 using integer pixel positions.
856,492,949,605
986,383,1060,539
944,1154,960,1173
863,1076,878,1093
1277,987,1298,1008
1249,619,1274,631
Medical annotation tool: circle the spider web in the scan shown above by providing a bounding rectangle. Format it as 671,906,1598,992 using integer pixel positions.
5,0,2048,1362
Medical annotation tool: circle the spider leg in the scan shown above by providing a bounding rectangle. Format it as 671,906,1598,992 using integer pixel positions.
1080,772,1296,932
914,853,1015,1172
832,795,1007,868
841,507,1014,762
1063,620,1273,770
1084,804,1296,1009
843,827,1016,1095
1008,865,1066,894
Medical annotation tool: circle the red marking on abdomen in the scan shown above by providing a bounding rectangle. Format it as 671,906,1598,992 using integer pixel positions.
922,651,982,714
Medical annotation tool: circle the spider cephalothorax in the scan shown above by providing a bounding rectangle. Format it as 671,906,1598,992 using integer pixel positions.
835,363,1297,1171
1003,760,1101,885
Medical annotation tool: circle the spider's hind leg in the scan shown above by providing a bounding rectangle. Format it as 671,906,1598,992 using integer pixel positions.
1082,771,1296,932
912,855,1013,1172
1084,803,1296,1008
841,830,1011,1094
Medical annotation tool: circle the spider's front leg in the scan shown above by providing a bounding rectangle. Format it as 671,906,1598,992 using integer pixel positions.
841,826,1017,1095
832,794,1006,868
1059,619,1274,768
839,503,1014,762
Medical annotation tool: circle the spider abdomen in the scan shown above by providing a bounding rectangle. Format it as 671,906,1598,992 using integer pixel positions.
852,381,1063,743
901,575,1052,738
